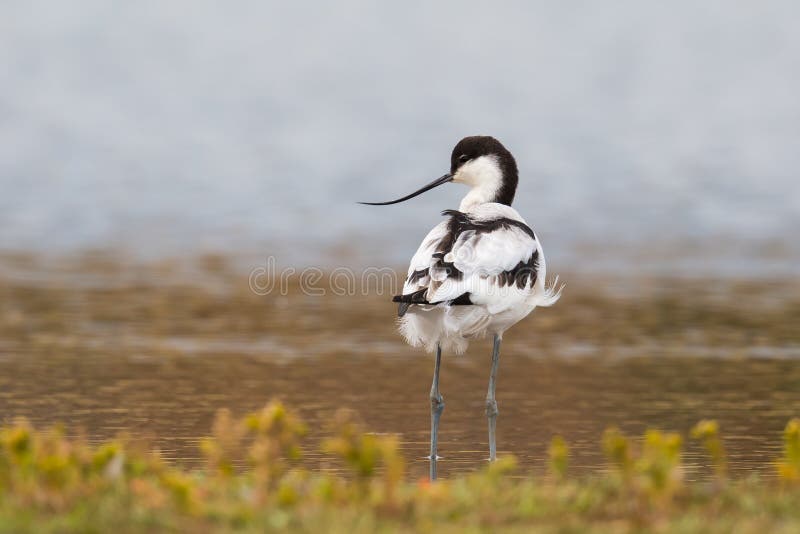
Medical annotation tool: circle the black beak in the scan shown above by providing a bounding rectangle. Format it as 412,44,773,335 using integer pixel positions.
358,173,453,206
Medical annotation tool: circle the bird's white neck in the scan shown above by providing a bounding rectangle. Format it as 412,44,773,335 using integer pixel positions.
458,184,500,211
454,155,503,211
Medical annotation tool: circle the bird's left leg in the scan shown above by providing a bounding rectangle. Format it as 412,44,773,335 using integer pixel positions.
486,333,501,461
429,343,444,480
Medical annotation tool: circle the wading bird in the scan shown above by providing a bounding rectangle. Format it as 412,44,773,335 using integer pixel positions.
361,136,561,480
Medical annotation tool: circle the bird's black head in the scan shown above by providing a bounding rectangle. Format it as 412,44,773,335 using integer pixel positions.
449,136,519,206
359,135,519,207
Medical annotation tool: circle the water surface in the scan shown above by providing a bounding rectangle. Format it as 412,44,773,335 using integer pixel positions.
1,256,798,480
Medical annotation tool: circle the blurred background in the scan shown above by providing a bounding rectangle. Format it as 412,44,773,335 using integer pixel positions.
1,0,799,480
2,0,799,273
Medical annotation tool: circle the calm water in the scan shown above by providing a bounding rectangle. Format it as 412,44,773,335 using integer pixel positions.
2,1,800,274
1,350,799,481
1,260,798,480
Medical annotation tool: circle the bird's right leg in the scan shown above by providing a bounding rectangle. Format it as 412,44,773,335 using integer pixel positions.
429,343,444,481
486,333,501,461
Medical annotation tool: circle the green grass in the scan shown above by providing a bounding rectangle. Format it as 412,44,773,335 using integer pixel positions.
2,402,800,533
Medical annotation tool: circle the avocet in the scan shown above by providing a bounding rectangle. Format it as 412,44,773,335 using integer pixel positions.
361,135,562,479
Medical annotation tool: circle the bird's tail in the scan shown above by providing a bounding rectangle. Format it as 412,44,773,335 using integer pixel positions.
537,275,564,307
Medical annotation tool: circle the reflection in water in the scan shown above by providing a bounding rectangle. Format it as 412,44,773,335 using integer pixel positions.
0,254,799,480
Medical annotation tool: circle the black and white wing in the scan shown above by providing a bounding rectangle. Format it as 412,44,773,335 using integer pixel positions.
393,219,450,314
394,204,555,316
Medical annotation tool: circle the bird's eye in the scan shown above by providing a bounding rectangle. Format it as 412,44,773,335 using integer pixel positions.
458,154,470,163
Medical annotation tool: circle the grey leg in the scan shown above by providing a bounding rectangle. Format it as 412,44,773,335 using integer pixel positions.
429,343,444,480
486,334,501,461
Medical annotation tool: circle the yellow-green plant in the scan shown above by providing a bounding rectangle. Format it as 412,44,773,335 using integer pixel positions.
777,418,800,482
200,408,245,477
636,430,683,503
0,417,166,512
548,435,569,481
322,409,404,504
245,401,307,499
692,419,727,481
603,426,633,482
602,426,683,507
3,405,800,532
